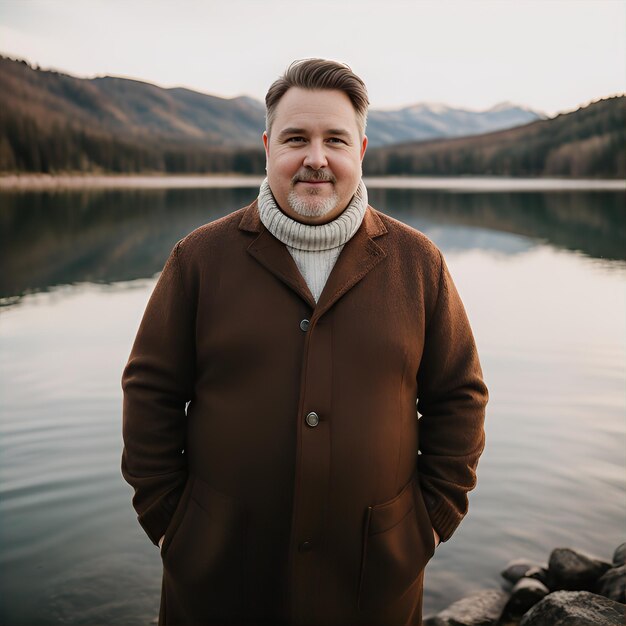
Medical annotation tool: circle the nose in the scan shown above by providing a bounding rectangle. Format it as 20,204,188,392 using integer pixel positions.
303,140,328,170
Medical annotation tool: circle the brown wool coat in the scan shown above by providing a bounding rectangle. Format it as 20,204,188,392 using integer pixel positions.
121,199,488,626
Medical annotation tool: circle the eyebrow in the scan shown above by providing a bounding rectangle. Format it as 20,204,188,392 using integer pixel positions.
276,127,352,140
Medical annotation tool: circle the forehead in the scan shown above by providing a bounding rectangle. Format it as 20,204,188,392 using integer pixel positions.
272,87,360,135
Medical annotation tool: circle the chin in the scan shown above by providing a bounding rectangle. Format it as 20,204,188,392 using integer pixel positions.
288,190,339,219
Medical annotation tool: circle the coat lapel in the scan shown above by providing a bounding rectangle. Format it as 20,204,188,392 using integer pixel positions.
240,200,317,308
239,199,388,316
313,208,387,319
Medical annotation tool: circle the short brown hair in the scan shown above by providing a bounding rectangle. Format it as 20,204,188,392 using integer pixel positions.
265,58,369,138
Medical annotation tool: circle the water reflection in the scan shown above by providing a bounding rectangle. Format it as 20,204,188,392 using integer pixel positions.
368,188,626,260
0,187,256,301
1,186,624,302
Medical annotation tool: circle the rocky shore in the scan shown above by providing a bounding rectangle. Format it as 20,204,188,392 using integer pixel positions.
424,543,625,626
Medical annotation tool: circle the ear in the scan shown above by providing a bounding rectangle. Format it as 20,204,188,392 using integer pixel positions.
263,131,270,158
360,135,368,161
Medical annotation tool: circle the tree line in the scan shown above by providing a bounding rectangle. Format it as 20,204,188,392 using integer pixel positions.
0,111,266,174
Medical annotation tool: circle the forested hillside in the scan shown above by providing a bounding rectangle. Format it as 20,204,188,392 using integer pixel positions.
364,96,625,178
1,55,622,177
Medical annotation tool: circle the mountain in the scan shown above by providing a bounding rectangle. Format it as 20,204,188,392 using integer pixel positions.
0,56,266,146
363,96,625,178
366,101,543,145
0,55,545,173
0,55,621,177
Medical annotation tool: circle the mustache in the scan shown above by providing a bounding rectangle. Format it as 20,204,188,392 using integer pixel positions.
292,170,336,184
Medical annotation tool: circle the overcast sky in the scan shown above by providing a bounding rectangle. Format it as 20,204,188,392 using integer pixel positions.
1,0,624,116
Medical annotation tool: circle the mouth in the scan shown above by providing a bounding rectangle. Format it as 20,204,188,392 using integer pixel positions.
293,171,336,186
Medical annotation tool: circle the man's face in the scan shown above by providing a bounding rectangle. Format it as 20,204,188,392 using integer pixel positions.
263,87,368,225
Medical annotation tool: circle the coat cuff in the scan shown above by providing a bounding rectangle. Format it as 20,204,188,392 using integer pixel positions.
422,491,463,543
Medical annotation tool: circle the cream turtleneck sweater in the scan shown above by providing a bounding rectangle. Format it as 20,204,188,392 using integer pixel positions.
257,178,368,302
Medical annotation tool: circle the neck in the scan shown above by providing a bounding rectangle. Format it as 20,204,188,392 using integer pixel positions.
257,178,368,252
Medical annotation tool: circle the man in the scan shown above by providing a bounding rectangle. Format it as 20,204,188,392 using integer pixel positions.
122,59,488,626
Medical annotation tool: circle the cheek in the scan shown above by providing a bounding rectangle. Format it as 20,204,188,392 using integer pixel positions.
271,153,302,177
333,155,362,181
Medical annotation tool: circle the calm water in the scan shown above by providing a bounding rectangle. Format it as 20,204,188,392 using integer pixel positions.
0,180,624,624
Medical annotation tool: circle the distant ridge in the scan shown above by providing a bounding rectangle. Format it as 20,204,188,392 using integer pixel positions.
364,96,625,178
0,55,266,145
0,55,622,177
366,101,543,145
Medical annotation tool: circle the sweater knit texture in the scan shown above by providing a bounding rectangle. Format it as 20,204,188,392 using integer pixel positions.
257,177,367,302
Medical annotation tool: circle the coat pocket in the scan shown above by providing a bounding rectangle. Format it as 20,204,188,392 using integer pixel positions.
161,475,246,596
357,478,435,614
159,474,196,558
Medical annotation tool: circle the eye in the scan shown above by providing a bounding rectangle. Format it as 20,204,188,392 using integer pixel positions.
286,136,306,143
327,137,347,144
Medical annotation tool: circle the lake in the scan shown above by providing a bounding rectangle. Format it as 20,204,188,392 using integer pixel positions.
0,177,624,624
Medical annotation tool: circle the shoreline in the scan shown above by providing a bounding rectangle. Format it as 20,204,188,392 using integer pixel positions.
0,173,624,192
424,544,625,625
0,173,265,191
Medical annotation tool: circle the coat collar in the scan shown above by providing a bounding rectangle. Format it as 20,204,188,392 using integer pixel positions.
239,199,388,317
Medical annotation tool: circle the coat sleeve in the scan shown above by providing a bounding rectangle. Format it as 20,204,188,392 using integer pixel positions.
121,240,195,546
416,250,488,543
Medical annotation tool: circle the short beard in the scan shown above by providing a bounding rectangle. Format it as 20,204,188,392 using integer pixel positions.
287,187,339,218
287,169,339,218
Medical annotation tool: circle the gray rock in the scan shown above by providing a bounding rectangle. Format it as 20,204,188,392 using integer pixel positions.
424,589,509,626
613,543,626,567
525,566,549,587
501,577,549,617
501,559,542,585
519,590,625,626
548,548,611,591
500,559,537,585
598,565,626,603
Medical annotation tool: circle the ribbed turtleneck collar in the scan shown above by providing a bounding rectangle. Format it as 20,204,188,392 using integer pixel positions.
257,178,368,252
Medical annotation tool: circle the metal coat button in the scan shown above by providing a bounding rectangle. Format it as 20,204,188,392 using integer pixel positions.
299,540,313,552
300,319,310,332
305,411,319,427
